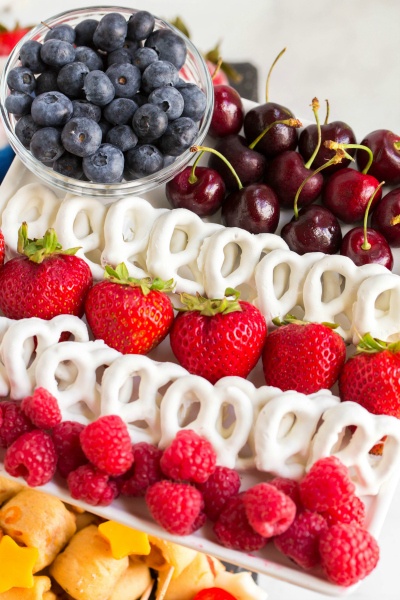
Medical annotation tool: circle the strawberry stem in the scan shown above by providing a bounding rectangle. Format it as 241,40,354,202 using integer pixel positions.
104,263,175,294
177,287,242,316
356,332,400,354
17,222,80,263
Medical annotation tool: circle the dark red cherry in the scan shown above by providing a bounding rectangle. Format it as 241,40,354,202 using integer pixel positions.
165,166,226,216
266,150,323,209
298,120,356,176
209,84,244,138
371,187,400,246
243,101,298,158
322,168,382,223
221,183,280,234
356,130,400,185
281,204,342,255
340,227,393,270
208,134,266,192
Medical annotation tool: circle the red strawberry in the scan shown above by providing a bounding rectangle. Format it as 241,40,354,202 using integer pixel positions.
262,317,346,394
0,223,92,321
0,25,31,55
0,229,5,266
169,288,267,384
339,334,400,419
84,263,174,355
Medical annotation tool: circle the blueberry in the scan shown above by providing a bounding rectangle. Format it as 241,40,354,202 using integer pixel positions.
53,151,83,179
19,40,46,73
145,29,187,69
44,24,76,44
74,46,104,71
141,60,179,94
30,127,64,163
5,91,33,116
40,39,76,68
178,83,207,121
7,66,36,94
122,39,140,56
83,70,115,106
74,19,98,47
93,13,128,52
105,63,141,98
98,119,112,141
72,99,102,122
35,70,59,95
127,11,155,41
133,92,148,107
107,48,133,67
57,62,90,98
103,98,138,126
163,154,176,168
61,116,102,157
82,143,124,183
15,115,42,147
31,91,73,126
158,116,198,156
132,103,168,142
106,124,138,152
125,144,163,177
132,47,158,72
149,86,184,121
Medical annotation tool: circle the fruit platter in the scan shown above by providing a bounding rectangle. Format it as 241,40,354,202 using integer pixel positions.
0,5,400,599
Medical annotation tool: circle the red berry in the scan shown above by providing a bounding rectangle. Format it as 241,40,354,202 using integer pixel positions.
160,430,217,484
0,401,35,448
243,482,296,538
146,480,204,535
300,456,355,513
120,442,163,496
193,589,237,600
52,420,87,478
4,429,57,487
213,494,267,552
274,510,328,570
320,495,366,527
319,523,380,586
269,476,302,510
0,230,5,266
67,464,119,506
197,465,241,522
80,415,133,477
21,387,62,429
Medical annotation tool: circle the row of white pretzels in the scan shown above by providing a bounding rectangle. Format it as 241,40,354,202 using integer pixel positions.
1,314,399,496
2,183,400,344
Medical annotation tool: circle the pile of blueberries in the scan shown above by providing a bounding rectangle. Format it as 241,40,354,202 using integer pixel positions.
5,10,207,184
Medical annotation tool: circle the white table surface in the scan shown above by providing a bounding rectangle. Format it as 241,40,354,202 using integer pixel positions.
0,0,399,598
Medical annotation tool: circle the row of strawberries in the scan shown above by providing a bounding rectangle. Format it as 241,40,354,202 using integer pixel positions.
0,387,379,588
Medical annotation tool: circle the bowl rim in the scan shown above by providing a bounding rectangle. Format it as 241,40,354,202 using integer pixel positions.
0,5,214,199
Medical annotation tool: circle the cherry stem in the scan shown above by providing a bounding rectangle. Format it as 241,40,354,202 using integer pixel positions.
361,181,385,250
304,97,321,170
293,149,346,220
265,47,286,102
188,150,205,184
190,145,243,190
41,21,52,30
211,57,223,81
324,141,373,174
394,141,400,152
248,118,302,150
391,214,400,226
324,99,330,125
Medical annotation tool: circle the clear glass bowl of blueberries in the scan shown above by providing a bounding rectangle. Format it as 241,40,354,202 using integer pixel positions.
0,5,214,198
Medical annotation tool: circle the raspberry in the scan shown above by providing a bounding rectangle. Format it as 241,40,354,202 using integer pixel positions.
319,523,380,586
0,401,35,447
4,429,57,487
160,429,217,483
269,476,302,510
299,456,355,512
197,466,241,522
274,510,328,569
213,494,267,552
320,494,366,527
146,480,204,535
67,464,119,506
243,483,296,538
21,387,62,429
80,415,133,476
193,589,237,600
52,420,88,478
120,442,163,497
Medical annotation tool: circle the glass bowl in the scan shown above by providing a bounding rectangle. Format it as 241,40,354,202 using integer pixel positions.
0,5,214,200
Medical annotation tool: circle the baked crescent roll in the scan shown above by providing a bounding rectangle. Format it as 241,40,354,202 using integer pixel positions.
145,537,198,578
50,525,129,600
0,477,23,506
0,489,76,573
156,553,225,600
109,560,152,600
0,576,52,600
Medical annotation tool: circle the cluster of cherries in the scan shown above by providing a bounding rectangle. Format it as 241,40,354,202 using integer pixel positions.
166,50,400,270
